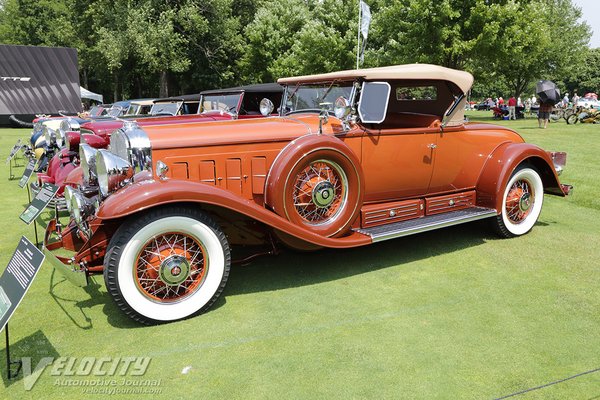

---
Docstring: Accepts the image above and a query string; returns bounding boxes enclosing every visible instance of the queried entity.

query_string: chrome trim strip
[356,207,497,242]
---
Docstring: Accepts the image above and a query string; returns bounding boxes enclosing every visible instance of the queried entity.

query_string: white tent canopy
[80,86,103,103]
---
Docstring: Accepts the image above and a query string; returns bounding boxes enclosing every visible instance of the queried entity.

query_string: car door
[361,125,438,202]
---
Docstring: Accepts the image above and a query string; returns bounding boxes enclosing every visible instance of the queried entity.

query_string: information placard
[0,236,45,333]
[5,139,22,164]
[18,159,37,188]
[19,183,59,225]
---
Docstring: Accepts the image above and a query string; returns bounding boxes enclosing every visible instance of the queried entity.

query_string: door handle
[428,143,437,149]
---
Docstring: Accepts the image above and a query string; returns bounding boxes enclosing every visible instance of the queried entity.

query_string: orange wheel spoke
[134,232,208,303]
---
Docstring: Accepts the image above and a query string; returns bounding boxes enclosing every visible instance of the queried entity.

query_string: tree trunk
[113,73,119,103]
[82,69,88,89]
[159,71,168,98]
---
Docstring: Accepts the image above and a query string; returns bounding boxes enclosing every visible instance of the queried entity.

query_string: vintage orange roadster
[44,64,571,324]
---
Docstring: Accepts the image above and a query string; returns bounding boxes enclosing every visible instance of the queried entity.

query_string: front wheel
[566,113,578,125]
[104,207,230,325]
[492,167,544,238]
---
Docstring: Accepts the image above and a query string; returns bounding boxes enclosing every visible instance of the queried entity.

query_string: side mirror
[259,98,274,116]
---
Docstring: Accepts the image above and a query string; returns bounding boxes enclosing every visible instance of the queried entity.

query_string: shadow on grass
[0,329,60,388]
[94,218,552,329]
[224,219,496,297]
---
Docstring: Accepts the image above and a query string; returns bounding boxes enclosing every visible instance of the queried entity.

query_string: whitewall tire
[104,207,230,325]
[493,167,544,238]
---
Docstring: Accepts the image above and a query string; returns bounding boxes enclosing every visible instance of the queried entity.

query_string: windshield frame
[149,101,183,116]
[199,92,243,115]
[280,80,356,116]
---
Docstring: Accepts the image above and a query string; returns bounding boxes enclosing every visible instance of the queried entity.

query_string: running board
[355,207,497,242]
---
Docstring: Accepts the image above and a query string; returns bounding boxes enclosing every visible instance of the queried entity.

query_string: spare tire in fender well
[264,134,364,238]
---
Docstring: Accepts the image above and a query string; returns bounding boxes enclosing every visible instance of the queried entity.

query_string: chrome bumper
[44,219,88,287]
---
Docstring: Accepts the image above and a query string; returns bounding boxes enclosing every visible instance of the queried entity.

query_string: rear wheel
[492,166,544,238]
[104,207,230,325]
[566,113,578,125]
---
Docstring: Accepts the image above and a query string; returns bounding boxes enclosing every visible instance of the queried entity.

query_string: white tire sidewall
[501,168,544,236]
[117,216,225,321]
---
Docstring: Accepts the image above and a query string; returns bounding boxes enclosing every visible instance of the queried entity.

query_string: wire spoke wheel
[291,159,347,226]
[505,179,534,224]
[134,232,208,303]
[492,166,544,238]
[104,208,230,324]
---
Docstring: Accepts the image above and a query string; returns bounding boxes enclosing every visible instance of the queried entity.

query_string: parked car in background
[576,96,600,109]
[125,99,156,116]
[45,64,571,325]
[32,84,283,209]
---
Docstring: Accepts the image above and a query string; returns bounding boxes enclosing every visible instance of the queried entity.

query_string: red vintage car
[44,64,571,325]
[34,84,283,209]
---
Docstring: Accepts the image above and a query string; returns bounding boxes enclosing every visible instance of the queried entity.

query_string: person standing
[573,92,580,107]
[538,100,553,129]
[508,96,517,120]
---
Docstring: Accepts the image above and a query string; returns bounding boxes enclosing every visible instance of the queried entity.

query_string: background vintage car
[45,64,570,325]
[32,83,283,209]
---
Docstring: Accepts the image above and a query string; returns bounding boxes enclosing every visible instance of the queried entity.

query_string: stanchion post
[5,324,22,380]
[26,184,41,248]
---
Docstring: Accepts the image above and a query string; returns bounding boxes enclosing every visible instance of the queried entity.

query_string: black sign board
[5,139,22,164]
[0,236,45,333]
[20,183,59,225]
[18,158,37,188]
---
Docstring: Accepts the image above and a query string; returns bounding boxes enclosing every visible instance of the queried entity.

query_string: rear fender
[96,179,371,248]
[476,142,564,212]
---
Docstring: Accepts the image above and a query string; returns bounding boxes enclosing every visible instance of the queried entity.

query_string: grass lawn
[1,112,599,399]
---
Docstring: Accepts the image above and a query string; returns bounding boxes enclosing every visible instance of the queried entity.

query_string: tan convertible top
[278,64,474,94]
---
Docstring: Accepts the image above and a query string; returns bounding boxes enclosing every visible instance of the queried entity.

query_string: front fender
[476,142,564,211]
[96,179,371,248]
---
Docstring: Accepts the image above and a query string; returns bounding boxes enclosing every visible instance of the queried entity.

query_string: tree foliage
[0,0,594,101]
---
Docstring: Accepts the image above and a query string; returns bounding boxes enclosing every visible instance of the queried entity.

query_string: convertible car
[44,64,571,325]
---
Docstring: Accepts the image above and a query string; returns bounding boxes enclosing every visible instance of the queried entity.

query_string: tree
[472,0,590,98]
[367,0,590,99]
[562,48,600,95]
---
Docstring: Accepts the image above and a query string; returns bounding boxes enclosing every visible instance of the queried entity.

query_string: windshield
[88,106,103,116]
[150,102,182,116]
[126,104,139,115]
[201,93,241,113]
[285,83,353,114]
[107,106,124,117]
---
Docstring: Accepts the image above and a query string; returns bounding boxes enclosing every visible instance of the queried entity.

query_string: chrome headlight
[79,144,98,185]
[109,125,152,173]
[70,190,95,225]
[43,126,56,146]
[96,149,134,197]
[55,129,65,148]
[60,118,80,132]
[64,185,75,213]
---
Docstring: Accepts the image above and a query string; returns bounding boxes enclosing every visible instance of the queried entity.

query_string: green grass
[1,114,599,399]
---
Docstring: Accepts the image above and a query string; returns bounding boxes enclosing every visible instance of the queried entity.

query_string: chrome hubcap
[159,255,191,286]
[312,181,335,208]
[519,193,531,212]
